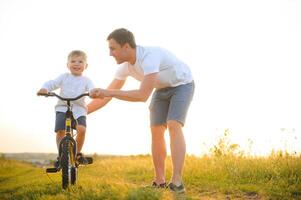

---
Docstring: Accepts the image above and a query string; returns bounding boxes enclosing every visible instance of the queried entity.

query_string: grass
[0,154,301,200]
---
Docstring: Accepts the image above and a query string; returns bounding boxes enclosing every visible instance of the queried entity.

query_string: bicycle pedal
[46,167,59,173]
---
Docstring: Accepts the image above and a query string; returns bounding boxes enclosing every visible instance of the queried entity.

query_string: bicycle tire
[71,166,77,185]
[61,141,70,189]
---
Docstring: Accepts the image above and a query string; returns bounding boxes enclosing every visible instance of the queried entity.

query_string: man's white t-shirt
[115,46,193,89]
[42,73,94,118]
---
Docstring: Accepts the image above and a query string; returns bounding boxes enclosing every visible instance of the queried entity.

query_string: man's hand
[90,88,111,99]
[37,88,48,96]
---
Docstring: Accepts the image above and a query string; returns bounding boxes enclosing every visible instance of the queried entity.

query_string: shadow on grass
[126,186,163,200]
[126,186,194,200]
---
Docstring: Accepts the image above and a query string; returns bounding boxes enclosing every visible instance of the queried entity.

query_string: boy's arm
[37,74,65,95]
[41,74,65,92]
[87,78,125,114]
[86,77,95,92]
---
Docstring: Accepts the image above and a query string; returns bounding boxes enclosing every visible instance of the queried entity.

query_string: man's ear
[124,43,131,51]
[85,64,88,69]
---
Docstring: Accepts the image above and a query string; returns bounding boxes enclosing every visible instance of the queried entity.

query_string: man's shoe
[152,181,167,189]
[168,182,185,194]
[144,181,167,189]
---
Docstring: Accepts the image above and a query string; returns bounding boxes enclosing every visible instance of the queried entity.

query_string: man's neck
[128,47,136,65]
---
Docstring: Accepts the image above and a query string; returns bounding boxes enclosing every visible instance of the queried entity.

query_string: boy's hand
[37,88,48,96]
[90,88,109,99]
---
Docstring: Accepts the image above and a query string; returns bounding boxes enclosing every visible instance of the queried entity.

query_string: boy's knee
[56,130,65,137]
[76,125,86,134]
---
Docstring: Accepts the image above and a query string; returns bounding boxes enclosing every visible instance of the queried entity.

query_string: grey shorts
[55,112,86,132]
[149,81,195,126]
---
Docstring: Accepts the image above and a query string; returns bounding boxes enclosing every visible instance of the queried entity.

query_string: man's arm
[108,73,157,102]
[87,78,125,114]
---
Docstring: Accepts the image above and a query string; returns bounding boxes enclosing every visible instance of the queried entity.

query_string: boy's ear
[85,63,88,69]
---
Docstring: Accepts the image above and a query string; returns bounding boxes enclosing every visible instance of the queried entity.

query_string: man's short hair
[107,28,136,48]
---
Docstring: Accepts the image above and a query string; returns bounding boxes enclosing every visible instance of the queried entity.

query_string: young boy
[37,50,94,166]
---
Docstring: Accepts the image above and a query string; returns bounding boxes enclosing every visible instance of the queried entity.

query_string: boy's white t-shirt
[115,46,193,89]
[42,73,94,118]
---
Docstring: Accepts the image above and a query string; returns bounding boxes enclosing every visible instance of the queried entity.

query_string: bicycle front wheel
[71,166,77,185]
[61,141,71,189]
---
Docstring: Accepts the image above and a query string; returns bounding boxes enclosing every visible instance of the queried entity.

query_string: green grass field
[0,153,301,200]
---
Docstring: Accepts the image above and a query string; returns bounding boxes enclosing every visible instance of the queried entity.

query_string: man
[88,28,194,193]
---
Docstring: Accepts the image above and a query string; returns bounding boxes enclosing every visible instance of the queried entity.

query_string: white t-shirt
[42,73,95,118]
[115,46,193,89]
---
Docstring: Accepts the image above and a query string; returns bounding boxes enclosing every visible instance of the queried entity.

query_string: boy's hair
[107,28,136,48]
[68,50,87,61]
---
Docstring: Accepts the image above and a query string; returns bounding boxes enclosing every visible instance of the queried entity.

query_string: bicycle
[38,92,93,189]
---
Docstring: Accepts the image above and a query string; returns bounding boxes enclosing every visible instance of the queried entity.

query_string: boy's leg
[55,112,67,150]
[56,130,65,150]
[75,124,92,165]
[54,130,65,168]
[73,115,87,153]
[76,125,86,153]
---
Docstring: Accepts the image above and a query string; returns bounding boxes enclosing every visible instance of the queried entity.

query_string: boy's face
[67,55,87,76]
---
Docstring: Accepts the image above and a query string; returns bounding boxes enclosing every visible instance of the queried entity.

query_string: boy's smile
[67,56,87,76]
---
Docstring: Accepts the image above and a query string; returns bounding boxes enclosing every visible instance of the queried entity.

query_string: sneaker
[168,182,185,194]
[76,153,93,165]
[152,181,167,189]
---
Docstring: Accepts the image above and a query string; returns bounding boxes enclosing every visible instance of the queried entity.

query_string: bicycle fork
[46,117,77,173]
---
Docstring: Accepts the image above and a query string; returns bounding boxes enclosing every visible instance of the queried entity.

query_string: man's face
[108,39,128,64]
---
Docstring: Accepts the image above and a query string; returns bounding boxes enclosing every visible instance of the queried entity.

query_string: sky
[0,0,301,156]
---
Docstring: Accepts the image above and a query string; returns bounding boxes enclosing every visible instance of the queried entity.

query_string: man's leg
[166,82,194,186]
[151,125,167,184]
[167,120,186,186]
[76,125,86,153]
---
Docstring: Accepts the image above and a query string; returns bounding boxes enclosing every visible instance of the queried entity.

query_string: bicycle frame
[58,99,77,168]
[38,92,89,189]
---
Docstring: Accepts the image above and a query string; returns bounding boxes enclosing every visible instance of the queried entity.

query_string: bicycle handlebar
[37,92,89,101]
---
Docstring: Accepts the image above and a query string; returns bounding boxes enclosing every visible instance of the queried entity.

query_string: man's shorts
[55,112,87,132]
[149,81,195,126]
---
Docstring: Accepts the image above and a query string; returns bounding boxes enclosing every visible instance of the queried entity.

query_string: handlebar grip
[37,92,54,97]
[37,93,48,96]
